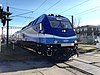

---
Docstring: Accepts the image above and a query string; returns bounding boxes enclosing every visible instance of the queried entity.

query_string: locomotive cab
[46,15,77,47]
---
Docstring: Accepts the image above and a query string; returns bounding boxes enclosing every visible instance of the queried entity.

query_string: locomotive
[11,14,78,61]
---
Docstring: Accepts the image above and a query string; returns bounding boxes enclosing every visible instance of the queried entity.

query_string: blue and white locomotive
[12,14,78,60]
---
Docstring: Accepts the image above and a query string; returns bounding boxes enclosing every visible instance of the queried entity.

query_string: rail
[55,58,100,75]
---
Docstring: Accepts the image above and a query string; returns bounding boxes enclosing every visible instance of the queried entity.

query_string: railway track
[4,44,100,75]
[56,62,87,75]
[15,45,100,75]
[55,58,100,75]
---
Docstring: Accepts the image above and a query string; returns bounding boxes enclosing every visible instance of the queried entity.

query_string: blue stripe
[24,34,77,44]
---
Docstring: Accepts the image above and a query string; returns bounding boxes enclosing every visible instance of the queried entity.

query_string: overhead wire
[13,15,34,19]
[21,19,29,26]
[33,0,48,12]
[11,0,100,21]
[73,5,100,27]
[75,5,100,16]
[11,0,89,18]
[42,0,62,13]
[11,0,48,17]
[9,6,32,11]
[59,0,90,14]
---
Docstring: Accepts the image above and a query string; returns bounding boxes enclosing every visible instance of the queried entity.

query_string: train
[11,14,78,61]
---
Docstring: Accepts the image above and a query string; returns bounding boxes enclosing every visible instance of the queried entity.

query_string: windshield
[50,20,72,29]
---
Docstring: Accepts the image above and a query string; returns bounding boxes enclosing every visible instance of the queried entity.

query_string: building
[75,25,100,44]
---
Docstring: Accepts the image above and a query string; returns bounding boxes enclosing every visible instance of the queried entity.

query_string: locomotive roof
[21,14,69,30]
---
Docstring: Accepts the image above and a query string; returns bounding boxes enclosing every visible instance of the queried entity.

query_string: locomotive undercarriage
[16,41,78,61]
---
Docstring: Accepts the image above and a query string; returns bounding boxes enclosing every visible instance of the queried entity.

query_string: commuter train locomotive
[11,14,78,60]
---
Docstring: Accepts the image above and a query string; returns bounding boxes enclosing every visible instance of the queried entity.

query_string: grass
[78,44,97,53]
[0,43,36,61]
[0,43,21,60]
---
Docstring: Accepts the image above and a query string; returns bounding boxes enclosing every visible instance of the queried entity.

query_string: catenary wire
[59,0,90,14]
[9,6,32,11]
[42,0,62,13]
[13,15,34,19]
[11,0,48,17]
[75,5,100,15]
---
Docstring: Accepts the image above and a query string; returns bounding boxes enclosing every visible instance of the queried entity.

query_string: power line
[12,15,34,19]
[11,0,48,17]
[11,11,34,17]
[9,6,32,11]
[59,0,90,14]
[21,20,28,26]
[34,0,48,12]
[42,0,62,13]
[75,5,100,15]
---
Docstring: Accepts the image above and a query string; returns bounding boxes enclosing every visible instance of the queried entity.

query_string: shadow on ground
[0,44,54,73]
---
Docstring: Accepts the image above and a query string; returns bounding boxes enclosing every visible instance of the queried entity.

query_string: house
[75,25,99,44]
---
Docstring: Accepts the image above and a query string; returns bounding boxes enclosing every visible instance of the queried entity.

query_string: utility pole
[0,6,2,19]
[0,5,2,52]
[6,6,12,46]
[72,15,74,28]
[0,6,12,47]
[6,6,9,46]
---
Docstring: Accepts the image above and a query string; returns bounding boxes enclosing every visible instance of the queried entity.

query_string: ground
[0,43,100,75]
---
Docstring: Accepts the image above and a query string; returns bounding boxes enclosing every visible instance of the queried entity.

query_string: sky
[0,0,100,28]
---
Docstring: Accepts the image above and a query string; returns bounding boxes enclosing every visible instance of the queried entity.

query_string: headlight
[95,39,97,41]
[48,48,50,49]
[74,40,77,43]
[71,43,74,46]
[51,46,53,47]
[62,30,66,32]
